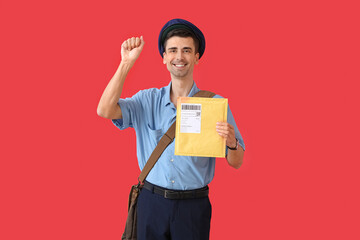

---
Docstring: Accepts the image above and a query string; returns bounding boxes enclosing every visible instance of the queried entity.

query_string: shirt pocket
[147,123,164,144]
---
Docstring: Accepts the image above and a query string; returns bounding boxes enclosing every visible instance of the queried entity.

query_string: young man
[97,19,245,240]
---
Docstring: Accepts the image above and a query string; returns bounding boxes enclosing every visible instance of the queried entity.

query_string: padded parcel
[175,97,228,158]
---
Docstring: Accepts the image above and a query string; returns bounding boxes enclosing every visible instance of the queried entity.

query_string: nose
[176,50,184,60]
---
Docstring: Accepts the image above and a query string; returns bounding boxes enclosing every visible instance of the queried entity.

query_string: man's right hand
[121,36,145,64]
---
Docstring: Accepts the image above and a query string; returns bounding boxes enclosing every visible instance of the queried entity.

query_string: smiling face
[163,36,200,80]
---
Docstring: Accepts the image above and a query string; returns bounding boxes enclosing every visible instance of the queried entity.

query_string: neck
[170,78,194,107]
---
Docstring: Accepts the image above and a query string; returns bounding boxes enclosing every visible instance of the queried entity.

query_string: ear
[163,52,167,64]
[195,52,200,65]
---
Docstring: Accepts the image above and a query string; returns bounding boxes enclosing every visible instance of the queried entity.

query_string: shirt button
[171,180,175,184]
[170,159,174,162]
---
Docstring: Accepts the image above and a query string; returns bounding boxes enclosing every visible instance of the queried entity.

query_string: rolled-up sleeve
[111,91,143,130]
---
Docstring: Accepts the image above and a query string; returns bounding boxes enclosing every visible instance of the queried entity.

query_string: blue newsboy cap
[158,18,206,59]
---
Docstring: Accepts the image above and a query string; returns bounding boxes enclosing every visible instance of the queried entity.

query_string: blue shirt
[112,81,245,190]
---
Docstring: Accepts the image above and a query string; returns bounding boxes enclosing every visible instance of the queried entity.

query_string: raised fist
[121,36,145,64]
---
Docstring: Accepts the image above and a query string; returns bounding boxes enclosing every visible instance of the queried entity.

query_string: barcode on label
[181,104,201,111]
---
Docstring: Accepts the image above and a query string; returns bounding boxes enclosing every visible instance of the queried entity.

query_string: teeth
[175,64,185,67]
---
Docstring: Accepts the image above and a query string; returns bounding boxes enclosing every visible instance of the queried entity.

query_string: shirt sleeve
[111,91,144,130]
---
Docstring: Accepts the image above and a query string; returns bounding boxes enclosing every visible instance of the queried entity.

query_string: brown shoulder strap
[138,90,216,183]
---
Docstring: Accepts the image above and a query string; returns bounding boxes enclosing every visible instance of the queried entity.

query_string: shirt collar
[164,80,200,107]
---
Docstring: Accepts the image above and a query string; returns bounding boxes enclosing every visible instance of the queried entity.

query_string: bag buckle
[137,177,144,189]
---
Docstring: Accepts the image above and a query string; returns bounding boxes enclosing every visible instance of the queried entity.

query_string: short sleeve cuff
[111,99,133,130]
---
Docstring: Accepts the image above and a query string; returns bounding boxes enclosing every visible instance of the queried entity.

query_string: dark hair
[163,28,200,54]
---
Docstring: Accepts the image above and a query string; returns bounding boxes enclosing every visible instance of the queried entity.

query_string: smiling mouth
[173,63,187,68]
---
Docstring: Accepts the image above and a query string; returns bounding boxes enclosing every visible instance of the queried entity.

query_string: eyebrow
[167,47,193,50]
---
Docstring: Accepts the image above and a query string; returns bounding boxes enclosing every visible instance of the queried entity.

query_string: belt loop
[149,181,155,193]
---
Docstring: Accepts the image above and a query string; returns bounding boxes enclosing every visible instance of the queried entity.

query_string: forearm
[226,147,244,169]
[97,61,133,117]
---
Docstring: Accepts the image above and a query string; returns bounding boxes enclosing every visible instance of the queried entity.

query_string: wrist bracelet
[227,138,238,150]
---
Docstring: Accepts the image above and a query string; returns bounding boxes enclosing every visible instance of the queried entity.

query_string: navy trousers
[137,186,212,240]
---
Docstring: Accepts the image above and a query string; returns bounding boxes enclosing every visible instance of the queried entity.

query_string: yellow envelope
[175,97,228,158]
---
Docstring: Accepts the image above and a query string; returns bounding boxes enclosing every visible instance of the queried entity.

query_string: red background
[1,0,359,239]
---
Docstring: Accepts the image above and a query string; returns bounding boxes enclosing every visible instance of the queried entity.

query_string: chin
[173,70,189,78]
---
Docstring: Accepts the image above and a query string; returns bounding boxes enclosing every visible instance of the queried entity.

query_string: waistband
[142,181,209,200]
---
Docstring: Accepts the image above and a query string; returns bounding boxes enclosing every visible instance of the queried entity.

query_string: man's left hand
[216,122,236,148]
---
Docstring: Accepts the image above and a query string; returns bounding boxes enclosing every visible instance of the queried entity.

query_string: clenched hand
[121,36,145,64]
